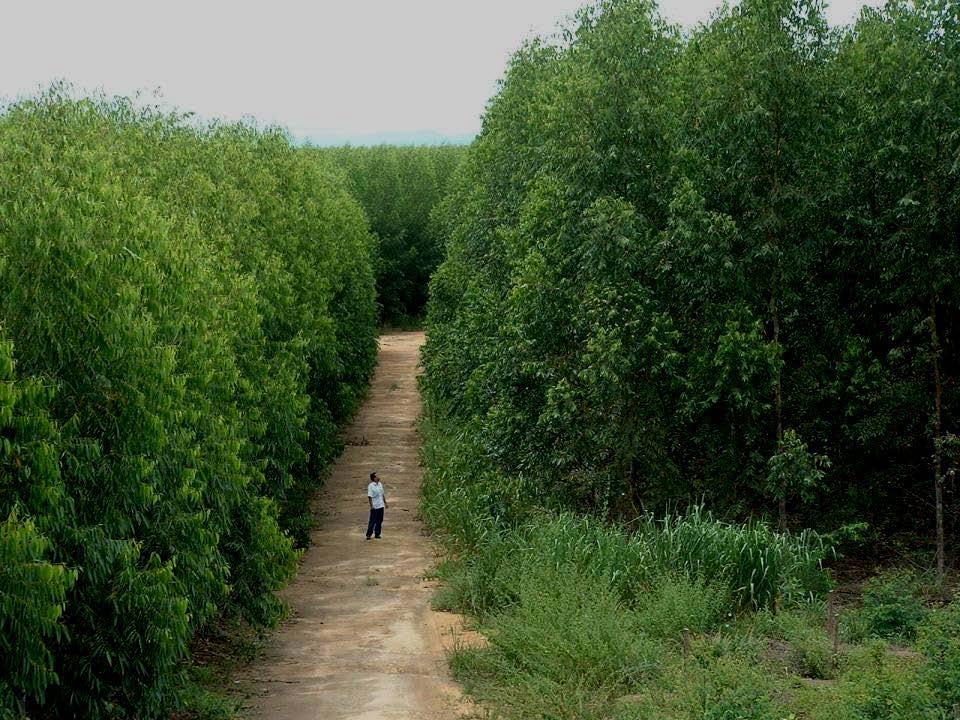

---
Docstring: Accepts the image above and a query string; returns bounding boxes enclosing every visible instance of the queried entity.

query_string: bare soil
[237,331,469,720]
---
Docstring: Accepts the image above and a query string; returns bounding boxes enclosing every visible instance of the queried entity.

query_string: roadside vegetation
[0,89,378,719]
[316,145,467,326]
[421,0,960,717]
[423,418,960,719]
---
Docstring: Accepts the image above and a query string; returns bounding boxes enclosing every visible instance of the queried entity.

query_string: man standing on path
[366,471,387,539]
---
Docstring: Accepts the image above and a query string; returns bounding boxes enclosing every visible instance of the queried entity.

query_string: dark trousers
[366,507,384,538]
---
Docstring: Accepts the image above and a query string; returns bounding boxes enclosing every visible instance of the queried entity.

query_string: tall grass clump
[422,422,833,617]
[419,411,525,549]
[635,507,832,611]
[430,503,831,617]
[431,502,831,719]
[0,89,377,719]
[450,572,659,718]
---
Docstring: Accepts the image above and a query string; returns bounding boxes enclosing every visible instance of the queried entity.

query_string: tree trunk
[772,277,785,531]
[770,118,785,531]
[930,294,945,585]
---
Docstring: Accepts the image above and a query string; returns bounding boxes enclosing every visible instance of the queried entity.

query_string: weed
[916,600,960,710]
[855,570,928,640]
[634,574,730,639]
[755,610,837,679]
[831,641,939,720]
[174,679,243,720]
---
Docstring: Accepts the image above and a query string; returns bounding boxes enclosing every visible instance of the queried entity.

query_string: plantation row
[317,145,467,325]
[419,1,960,717]
[423,0,959,561]
[0,92,378,718]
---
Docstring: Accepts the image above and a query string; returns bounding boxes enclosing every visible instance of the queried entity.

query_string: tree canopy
[422,0,959,560]
[0,90,378,719]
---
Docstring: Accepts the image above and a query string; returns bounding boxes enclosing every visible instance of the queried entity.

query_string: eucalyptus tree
[425,0,683,515]
[836,0,960,581]
[0,91,378,718]
[674,0,837,526]
[319,145,467,324]
[651,180,777,507]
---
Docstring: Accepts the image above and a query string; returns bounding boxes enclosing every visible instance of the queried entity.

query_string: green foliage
[317,145,466,324]
[424,411,832,619]
[423,0,960,542]
[633,574,729,640]
[679,656,781,720]
[917,601,960,709]
[447,559,659,719]
[766,429,832,530]
[438,509,812,720]
[0,90,377,718]
[855,571,929,640]
[431,503,829,624]
[832,642,940,720]
[0,511,75,718]
[174,683,242,720]
[423,410,959,719]
[480,573,657,691]
[419,0,960,717]
[755,609,837,679]
[766,430,831,512]
[635,508,833,611]
[0,337,75,718]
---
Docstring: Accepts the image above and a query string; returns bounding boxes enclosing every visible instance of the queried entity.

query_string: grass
[429,509,831,620]
[173,673,244,720]
[420,420,960,720]
[171,617,268,720]
[433,522,960,719]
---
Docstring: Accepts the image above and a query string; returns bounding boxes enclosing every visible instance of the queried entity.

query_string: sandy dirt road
[239,331,467,720]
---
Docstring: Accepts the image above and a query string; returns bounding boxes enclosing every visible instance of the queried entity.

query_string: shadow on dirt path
[238,331,469,720]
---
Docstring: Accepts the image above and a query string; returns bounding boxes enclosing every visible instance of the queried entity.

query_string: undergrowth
[421,416,960,720]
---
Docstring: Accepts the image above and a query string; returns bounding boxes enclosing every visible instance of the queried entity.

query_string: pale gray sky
[1,0,878,145]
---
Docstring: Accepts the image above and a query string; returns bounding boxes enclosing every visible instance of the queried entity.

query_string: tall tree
[836,0,960,580]
[676,0,836,526]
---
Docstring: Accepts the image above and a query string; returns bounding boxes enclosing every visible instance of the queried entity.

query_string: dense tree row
[0,91,377,718]
[316,145,466,324]
[423,0,959,569]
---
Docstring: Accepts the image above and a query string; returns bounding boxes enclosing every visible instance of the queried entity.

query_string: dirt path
[239,331,466,720]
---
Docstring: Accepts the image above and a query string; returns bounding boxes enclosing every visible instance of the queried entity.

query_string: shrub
[678,656,781,720]
[917,601,960,710]
[833,641,939,720]
[634,574,730,640]
[755,610,837,679]
[857,570,928,640]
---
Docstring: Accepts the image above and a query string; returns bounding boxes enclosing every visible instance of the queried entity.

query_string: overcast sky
[2,0,879,145]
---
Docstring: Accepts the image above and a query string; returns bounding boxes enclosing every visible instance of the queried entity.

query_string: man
[366,471,387,539]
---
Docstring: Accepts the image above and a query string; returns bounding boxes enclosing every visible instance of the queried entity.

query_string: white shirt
[367,481,385,510]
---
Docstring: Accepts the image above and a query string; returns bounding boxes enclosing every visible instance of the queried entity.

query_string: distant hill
[300,129,475,147]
